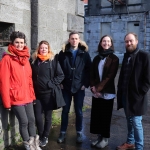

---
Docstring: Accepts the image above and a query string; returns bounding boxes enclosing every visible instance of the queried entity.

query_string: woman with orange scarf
[31,40,65,147]
[0,31,41,150]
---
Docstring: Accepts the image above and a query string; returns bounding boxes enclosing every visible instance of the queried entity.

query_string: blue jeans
[122,95,143,150]
[60,89,85,132]
[126,116,143,150]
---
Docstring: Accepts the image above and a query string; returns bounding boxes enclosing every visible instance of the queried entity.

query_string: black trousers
[90,97,114,138]
[34,93,53,138]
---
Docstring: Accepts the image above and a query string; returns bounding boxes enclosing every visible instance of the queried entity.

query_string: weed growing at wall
[52,113,61,127]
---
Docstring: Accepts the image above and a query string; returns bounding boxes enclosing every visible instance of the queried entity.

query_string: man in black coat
[57,31,91,143]
[117,32,150,150]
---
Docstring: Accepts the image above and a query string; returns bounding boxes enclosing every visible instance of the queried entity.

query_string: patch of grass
[0,138,4,144]
[6,124,12,131]
[82,105,90,112]
[119,64,122,67]
[52,113,61,126]
[11,138,16,145]
[16,134,23,145]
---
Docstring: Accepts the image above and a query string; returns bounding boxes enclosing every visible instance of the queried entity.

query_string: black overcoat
[58,42,91,93]
[117,50,150,116]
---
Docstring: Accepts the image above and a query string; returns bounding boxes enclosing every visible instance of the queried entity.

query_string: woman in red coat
[0,31,41,150]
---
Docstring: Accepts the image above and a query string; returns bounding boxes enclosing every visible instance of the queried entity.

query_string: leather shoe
[116,143,135,150]
[57,133,66,143]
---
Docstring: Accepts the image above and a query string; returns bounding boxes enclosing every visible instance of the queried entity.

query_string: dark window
[134,23,139,26]
[0,22,15,47]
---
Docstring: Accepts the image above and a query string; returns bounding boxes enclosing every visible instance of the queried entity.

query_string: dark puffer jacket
[58,41,91,93]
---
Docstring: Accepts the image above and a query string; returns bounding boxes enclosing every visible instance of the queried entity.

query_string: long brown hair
[97,35,114,52]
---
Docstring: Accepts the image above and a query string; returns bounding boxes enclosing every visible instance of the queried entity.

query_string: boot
[23,137,35,150]
[40,136,48,147]
[96,137,108,148]
[34,135,42,150]
[57,132,66,143]
[76,132,83,143]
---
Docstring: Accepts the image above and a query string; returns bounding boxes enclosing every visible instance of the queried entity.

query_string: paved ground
[6,70,150,150]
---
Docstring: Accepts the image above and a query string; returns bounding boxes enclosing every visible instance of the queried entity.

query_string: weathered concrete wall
[0,106,20,150]
[85,0,150,63]
[36,0,84,54]
[0,0,31,48]
[88,0,150,15]
[84,12,150,63]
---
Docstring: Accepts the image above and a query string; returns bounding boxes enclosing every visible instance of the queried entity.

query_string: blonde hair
[32,40,54,61]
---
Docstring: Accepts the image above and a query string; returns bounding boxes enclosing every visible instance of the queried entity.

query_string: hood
[2,49,15,58]
[62,40,88,52]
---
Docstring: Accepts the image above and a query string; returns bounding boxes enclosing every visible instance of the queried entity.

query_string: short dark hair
[124,32,138,40]
[10,31,26,43]
[69,31,80,38]
[97,35,114,52]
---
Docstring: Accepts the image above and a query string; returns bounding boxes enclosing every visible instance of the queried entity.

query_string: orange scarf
[37,53,52,61]
[8,44,30,65]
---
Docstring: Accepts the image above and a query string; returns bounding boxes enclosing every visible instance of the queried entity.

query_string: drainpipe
[31,0,38,52]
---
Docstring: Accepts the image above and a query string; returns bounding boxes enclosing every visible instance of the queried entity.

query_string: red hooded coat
[0,48,35,109]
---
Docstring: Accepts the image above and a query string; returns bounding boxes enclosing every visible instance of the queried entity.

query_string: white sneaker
[91,135,102,147]
[96,138,108,148]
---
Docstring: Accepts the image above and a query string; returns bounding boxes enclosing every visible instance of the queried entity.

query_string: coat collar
[62,40,88,53]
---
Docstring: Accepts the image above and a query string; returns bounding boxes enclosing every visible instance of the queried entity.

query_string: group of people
[0,30,149,150]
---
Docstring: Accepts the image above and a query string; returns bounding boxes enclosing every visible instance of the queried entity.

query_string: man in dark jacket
[57,31,91,143]
[117,32,150,150]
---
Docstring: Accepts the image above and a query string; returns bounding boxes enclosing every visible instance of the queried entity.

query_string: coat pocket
[10,87,24,101]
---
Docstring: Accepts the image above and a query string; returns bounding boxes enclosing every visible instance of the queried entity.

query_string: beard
[126,44,137,53]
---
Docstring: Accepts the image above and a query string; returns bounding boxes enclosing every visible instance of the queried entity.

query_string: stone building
[84,0,150,63]
[0,0,85,149]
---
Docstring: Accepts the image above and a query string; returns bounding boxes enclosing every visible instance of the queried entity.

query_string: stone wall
[84,12,150,63]
[0,0,31,48]
[0,0,85,149]
[35,0,84,54]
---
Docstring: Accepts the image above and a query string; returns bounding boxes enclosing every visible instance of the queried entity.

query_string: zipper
[22,65,29,102]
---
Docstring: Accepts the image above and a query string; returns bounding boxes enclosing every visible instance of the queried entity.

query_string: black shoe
[76,133,83,143]
[57,133,66,143]
[91,135,102,147]
[40,137,48,147]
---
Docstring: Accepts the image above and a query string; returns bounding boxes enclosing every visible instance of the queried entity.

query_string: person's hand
[95,92,102,98]
[6,108,11,111]
[90,86,97,94]
[33,100,36,105]
[81,85,85,90]
[93,92,102,98]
